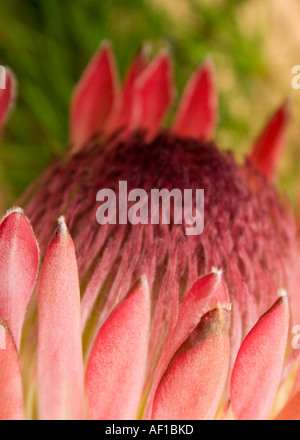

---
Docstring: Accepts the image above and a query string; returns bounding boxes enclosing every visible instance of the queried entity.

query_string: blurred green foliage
[0,0,265,203]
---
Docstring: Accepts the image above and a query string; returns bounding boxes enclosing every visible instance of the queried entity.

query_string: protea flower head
[0,43,300,420]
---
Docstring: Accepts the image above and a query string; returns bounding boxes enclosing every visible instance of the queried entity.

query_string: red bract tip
[106,45,149,135]
[85,277,151,420]
[0,208,39,349]
[37,217,84,420]
[173,60,218,140]
[0,68,16,137]
[249,101,290,180]
[0,319,24,420]
[130,50,175,141]
[70,42,118,153]
[152,307,230,420]
[230,295,289,420]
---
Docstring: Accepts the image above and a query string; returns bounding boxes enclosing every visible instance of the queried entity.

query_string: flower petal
[230,294,289,420]
[37,217,84,420]
[144,270,229,418]
[275,392,300,420]
[85,277,151,420]
[70,42,118,153]
[0,68,16,137]
[0,208,39,349]
[130,50,174,140]
[106,45,149,135]
[0,319,24,420]
[249,101,290,179]
[173,60,217,140]
[152,307,230,420]
[171,269,229,355]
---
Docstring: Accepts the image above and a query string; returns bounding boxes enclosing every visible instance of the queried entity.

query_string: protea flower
[0,43,300,421]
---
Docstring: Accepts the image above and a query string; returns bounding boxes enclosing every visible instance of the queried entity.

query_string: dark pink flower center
[23,132,298,355]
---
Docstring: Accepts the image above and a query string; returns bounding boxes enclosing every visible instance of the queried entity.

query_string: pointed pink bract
[173,61,217,140]
[152,307,230,420]
[37,218,84,420]
[230,295,289,420]
[130,50,174,140]
[0,319,24,420]
[171,269,228,355]
[70,43,117,153]
[0,209,39,349]
[249,102,290,179]
[85,278,151,420]
[106,46,148,134]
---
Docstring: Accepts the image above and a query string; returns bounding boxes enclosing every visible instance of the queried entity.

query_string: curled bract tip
[140,274,149,291]
[1,206,24,223]
[278,288,287,299]
[57,216,68,234]
[211,267,223,282]
[0,319,7,350]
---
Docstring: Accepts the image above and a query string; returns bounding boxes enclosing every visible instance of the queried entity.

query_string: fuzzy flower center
[22,132,298,360]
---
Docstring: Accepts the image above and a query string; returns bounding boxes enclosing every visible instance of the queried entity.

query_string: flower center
[23,132,298,354]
